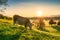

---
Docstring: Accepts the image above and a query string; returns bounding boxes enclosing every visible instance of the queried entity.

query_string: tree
[0,14,4,19]
[57,21,60,25]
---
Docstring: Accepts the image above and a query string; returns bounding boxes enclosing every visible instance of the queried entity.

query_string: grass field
[0,19,60,40]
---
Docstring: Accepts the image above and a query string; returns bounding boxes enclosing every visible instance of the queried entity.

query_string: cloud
[0,0,8,5]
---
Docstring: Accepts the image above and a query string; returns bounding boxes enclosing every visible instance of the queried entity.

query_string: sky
[0,0,60,17]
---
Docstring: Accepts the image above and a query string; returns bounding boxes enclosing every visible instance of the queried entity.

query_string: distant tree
[3,16,7,19]
[0,14,4,19]
[8,17,12,20]
[5,16,12,20]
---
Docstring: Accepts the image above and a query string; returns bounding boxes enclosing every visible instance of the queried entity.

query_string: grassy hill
[0,20,60,40]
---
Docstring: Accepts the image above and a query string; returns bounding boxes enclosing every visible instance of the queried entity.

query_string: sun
[36,10,42,17]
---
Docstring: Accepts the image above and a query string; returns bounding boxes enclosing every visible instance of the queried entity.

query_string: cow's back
[13,15,30,25]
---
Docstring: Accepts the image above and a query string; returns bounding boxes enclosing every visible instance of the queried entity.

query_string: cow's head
[28,22,32,30]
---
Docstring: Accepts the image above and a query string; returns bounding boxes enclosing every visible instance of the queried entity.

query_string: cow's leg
[25,24,27,30]
[29,25,32,30]
[13,20,16,25]
[13,17,17,25]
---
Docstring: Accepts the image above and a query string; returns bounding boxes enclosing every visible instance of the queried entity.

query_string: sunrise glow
[36,10,43,17]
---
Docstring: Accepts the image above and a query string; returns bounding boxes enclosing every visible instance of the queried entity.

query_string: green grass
[52,25,60,31]
[0,20,60,40]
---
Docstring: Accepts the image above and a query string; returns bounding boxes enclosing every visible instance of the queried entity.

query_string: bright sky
[0,0,60,17]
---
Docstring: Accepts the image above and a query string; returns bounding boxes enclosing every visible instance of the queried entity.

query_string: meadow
[0,19,60,40]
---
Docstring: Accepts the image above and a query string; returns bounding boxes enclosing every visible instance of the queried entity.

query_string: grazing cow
[49,19,56,25]
[57,21,60,25]
[38,18,45,30]
[32,18,45,30]
[13,15,32,30]
[32,19,39,28]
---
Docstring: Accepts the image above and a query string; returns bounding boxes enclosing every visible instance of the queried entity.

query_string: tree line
[0,14,12,20]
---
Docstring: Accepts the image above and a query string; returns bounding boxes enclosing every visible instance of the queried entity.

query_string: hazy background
[0,0,60,17]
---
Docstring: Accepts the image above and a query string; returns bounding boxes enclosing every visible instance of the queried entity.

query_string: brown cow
[57,21,60,25]
[49,19,56,25]
[13,15,32,30]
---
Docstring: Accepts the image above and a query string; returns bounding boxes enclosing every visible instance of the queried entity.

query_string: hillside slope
[0,22,60,40]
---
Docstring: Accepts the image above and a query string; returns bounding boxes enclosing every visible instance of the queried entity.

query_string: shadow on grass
[0,33,21,40]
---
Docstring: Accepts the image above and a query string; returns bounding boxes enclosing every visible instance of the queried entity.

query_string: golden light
[36,10,42,17]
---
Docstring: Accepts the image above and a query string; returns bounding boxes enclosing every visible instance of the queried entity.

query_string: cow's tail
[13,15,16,25]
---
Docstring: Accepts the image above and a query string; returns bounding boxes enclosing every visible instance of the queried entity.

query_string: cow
[13,15,32,30]
[32,18,45,30]
[49,19,56,25]
[57,21,60,25]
